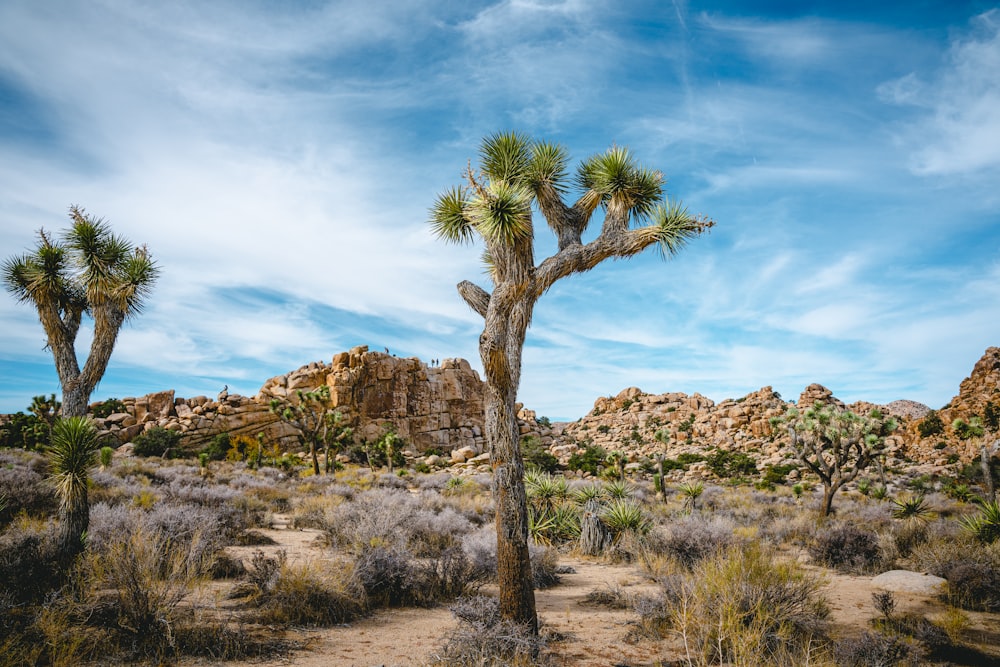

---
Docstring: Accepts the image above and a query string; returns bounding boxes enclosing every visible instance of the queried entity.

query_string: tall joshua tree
[2,207,159,417]
[430,132,713,632]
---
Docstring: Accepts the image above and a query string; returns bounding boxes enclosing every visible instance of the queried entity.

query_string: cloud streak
[1,2,998,419]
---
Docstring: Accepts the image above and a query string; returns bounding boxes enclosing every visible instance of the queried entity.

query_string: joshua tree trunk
[58,492,90,560]
[480,290,538,631]
[820,483,838,518]
[982,442,997,502]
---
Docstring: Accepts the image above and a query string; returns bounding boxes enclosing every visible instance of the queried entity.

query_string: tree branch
[457,280,490,319]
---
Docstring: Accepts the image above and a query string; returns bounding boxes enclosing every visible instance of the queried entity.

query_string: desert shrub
[91,398,126,419]
[75,521,213,659]
[0,412,49,450]
[323,488,474,557]
[706,448,757,479]
[635,543,829,666]
[253,558,364,626]
[172,619,296,660]
[522,436,559,474]
[873,612,949,651]
[809,524,883,573]
[200,433,231,461]
[943,561,1000,612]
[132,427,183,458]
[376,471,409,489]
[0,463,56,523]
[354,544,417,607]
[566,444,606,476]
[429,595,547,667]
[917,410,944,438]
[0,520,60,604]
[644,516,735,569]
[833,631,921,667]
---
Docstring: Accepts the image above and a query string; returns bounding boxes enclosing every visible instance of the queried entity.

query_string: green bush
[0,412,49,450]
[918,410,944,438]
[201,433,231,461]
[706,448,757,478]
[91,398,126,419]
[521,436,559,474]
[132,427,183,458]
[567,444,606,475]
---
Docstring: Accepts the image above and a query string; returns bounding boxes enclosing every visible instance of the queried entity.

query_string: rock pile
[58,345,999,475]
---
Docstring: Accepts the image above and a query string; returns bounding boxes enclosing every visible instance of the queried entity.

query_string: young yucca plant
[676,481,704,512]
[525,472,568,515]
[48,416,102,560]
[602,479,635,500]
[528,508,558,546]
[959,499,1000,544]
[602,498,651,538]
[890,493,934,522]
[571,483,604,506]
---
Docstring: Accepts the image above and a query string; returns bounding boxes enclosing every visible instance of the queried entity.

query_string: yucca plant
[601,498,651,539]
[603,479,635,500]
[571,483,604,505]
[548,503,582,542]
[959,499,1000,544]
[525,472,568,515]
[890,493,934,522]
[677,481,704,512]
[48,416,101,560]
[528,508,558,546]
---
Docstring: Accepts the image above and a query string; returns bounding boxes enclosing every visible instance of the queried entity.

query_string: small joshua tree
[49,416,102,561]
[269,385,334,475]
[773,403,897,517]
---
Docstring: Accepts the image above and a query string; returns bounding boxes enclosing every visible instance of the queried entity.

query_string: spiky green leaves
[637,200,715,260]
[468,181,533,245]
[526,141,569,193]
[48,416,101,513]
[480,131,533,183]
[576,146,664,220]
[2,207,159,320]
[430,186,474,244]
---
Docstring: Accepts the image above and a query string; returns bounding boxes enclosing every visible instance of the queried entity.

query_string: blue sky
[1,1,998,420]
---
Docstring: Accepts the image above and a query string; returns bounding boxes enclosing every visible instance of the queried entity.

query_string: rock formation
[5,345,990,478]
[85,345,487,455]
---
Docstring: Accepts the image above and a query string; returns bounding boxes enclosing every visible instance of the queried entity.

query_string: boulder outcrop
[87,345,486,454]
[46,345,996,476]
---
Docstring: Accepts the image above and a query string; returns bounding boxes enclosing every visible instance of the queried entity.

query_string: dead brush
[428,595,549,667]
[249,557,365,626]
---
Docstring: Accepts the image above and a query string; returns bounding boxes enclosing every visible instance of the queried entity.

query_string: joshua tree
[48,416,102,561]
[269,385,335,476]
[430,131,712,631]
[773,403,897,517]
[3,207,159,417]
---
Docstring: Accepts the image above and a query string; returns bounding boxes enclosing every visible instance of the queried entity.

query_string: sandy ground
[182,517,1000,667]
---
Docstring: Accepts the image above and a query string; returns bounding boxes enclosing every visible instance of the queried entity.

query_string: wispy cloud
[879,9,1000,175]
[1,1,998,420]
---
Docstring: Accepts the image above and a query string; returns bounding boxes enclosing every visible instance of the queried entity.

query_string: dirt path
[186,517,1000,667]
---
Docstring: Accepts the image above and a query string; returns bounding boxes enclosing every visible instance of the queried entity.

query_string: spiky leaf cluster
[3,207,159,323]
